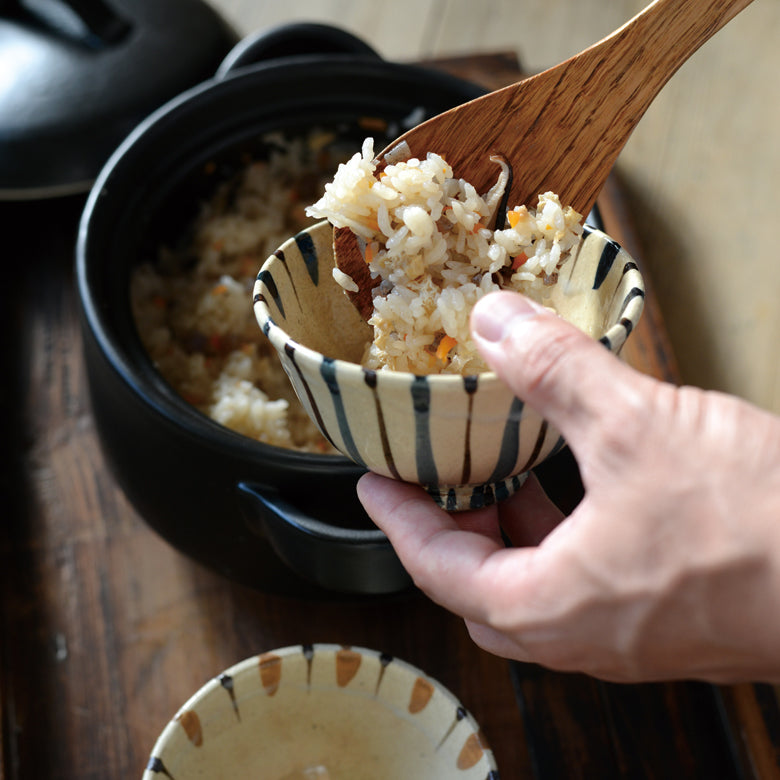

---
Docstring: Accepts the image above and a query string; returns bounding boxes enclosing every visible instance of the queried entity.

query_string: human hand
[357,291,780,682]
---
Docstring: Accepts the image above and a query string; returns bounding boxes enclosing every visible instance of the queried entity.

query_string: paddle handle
[588,0,755,115]
[493,0,757,215]
[372,0,756,224]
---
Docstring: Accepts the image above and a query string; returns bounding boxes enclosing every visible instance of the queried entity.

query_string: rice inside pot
[306,138,583,375]
[130,132,346,453]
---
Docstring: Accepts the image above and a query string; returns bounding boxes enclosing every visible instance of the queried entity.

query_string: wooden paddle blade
[375,0,755,219]
[333,226,379,322]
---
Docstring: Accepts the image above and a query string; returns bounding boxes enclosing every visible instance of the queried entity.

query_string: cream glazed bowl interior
[253,220,644,511]
[142,644,498,779]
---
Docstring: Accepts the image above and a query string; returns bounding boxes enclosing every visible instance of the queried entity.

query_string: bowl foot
[427,472,529,512]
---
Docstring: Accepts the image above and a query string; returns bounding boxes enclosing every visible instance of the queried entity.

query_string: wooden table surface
[2,32,780,780]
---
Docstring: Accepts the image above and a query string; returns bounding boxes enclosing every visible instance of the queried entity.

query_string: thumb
[470,290,648,452]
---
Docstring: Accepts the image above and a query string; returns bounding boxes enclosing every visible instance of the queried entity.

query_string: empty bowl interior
[143,644,497,779]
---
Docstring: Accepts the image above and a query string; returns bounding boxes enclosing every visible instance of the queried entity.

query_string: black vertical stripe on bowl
[294,229,320,286]
[256,269,285,319]
[283,343,338,450]
[620,286,646,315]
[592,238,621,290]
[411,376,438,486]
[363,369,402,481]
[320,357,367,467]
[460,375,480,485]
[488,396,524,482]
[519,419,550,474]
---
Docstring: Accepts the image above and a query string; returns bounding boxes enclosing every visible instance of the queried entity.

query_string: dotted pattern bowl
[253,221,644,511]
[143,644,498,779]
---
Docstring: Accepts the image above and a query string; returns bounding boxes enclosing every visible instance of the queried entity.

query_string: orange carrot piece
[436,335,457,362]
[511,252,529,270]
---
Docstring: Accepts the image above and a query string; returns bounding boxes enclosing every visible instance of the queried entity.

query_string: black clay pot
[76,23,485,597]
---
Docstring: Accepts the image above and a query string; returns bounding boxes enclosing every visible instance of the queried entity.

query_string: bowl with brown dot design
[143,643,498,778]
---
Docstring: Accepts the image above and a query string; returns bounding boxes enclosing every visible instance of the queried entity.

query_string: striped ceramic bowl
[253,221,644,511]
[143,644,498,779]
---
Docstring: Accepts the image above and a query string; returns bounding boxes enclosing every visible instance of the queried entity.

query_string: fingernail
[471,293,540,343]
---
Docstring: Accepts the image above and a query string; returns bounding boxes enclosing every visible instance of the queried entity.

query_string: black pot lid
[0,0,238,200]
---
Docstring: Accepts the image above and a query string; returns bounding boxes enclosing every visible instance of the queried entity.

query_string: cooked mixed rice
[307,138,583,375]
[131,132,343,453]
[132,126,583,449]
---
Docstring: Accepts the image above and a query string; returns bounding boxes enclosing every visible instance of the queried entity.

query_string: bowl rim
[253,220,645,387]
[144,643,498,775]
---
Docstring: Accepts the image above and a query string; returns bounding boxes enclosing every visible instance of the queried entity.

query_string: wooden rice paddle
[335,0,754,320]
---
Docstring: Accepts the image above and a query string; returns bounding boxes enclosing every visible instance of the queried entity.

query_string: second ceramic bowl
[142,644,498,779]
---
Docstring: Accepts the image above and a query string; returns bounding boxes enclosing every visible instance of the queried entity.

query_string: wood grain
[334,0,755,315]
[374,0,755,219]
